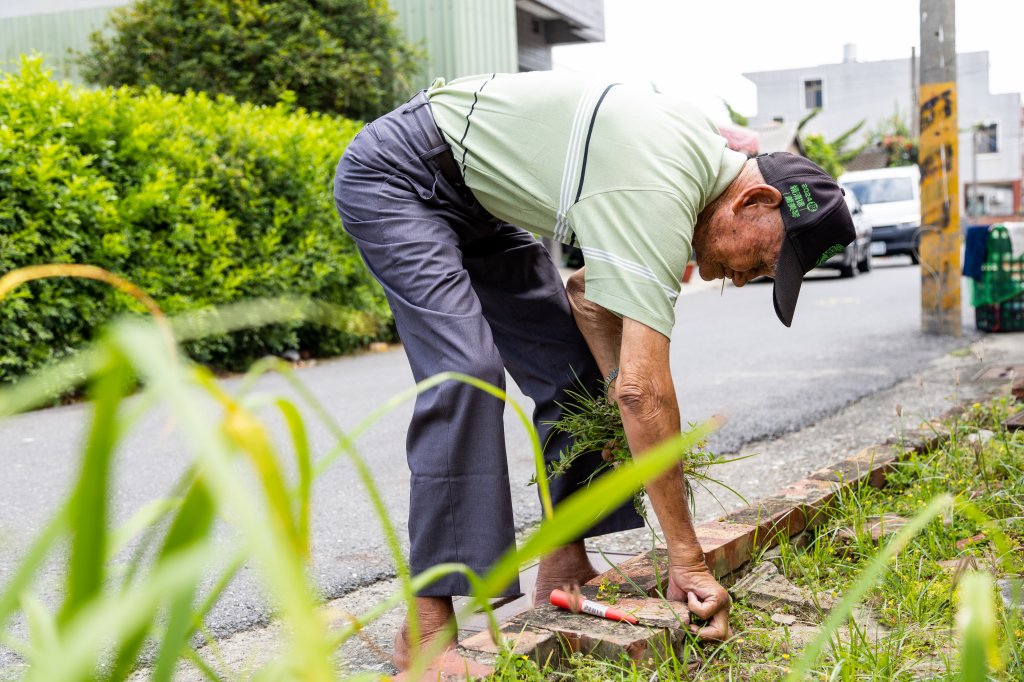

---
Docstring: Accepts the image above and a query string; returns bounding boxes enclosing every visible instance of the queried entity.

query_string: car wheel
[857,251,872,273]
[910,250,920,265]
[839,260,858,278]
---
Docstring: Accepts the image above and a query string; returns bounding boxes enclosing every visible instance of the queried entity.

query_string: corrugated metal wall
[0,5,120,83]
[1,0,521,87]
[389,0,517,86]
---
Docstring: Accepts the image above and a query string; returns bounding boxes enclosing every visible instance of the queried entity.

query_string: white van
[838,166,921,263]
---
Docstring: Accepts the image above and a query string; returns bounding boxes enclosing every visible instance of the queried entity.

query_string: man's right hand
[666,564,732,641]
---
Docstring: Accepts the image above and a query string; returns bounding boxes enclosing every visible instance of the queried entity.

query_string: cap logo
[784,183,818,218]
[815,243,845,267]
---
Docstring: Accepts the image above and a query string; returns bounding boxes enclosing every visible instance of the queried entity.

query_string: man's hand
[666,565,732,641]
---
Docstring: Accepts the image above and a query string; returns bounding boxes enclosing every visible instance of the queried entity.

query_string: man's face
[694,208,785,287]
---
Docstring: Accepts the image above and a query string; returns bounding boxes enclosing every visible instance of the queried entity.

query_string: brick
[520,604,684,667]
[730,562,834,621]
[459,621,559,668]
[850,445,899,487]
[719,497,807,548]
[585,548,668,597]
[768,478,839,529]
[695,521,758,578]
[809,445,898,488]
[1013,376,1024,401]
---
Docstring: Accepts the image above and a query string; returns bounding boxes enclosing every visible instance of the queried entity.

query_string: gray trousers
[333,93,643,597]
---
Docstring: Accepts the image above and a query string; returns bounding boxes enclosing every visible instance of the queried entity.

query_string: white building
[744,46,1023,218]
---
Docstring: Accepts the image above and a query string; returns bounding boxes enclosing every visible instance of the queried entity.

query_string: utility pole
[918,0,961,335]
[910,46,918,138]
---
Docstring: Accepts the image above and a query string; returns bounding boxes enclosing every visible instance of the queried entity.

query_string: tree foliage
[722,100,749,127]
[79,0,421,122]
[797,109,867,179]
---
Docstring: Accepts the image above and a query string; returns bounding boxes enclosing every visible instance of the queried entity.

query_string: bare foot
[393,596,456,671]
[392,650,494,681]
[533,541,599,606]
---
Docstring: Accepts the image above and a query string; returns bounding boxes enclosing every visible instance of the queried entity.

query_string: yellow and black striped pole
[918,0,961,335]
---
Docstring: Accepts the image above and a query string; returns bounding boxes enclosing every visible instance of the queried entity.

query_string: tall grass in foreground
[0,266,713,681]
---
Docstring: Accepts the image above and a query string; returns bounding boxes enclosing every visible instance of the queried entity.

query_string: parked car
[816,190,873,277]
[839,165,922,263]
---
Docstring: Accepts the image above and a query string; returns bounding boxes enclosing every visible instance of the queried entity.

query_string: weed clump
[543,381,726,519]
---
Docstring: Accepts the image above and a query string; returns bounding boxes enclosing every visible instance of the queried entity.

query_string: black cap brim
[772,236,803,328]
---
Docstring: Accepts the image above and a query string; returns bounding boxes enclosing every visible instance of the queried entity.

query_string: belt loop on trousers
[407,91,466,191]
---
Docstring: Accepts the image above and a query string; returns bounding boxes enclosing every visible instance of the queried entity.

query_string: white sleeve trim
[581,247,679,301]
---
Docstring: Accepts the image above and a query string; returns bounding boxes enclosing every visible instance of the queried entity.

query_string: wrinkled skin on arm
[565,268,732,641]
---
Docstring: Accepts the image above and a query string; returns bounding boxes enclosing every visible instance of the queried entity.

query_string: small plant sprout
[969,339,986,364]
[895,402,905,452]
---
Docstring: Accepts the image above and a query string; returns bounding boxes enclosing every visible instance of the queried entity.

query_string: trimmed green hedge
[0,59,393,384]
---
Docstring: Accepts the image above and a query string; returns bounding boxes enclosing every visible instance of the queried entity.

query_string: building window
[974,123,997,154]
[804,79,823,110]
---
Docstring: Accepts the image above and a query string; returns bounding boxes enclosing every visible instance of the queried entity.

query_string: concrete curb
[453,377,1023,675]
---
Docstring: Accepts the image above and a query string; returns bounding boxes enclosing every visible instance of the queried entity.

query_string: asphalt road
[0,256,982,665]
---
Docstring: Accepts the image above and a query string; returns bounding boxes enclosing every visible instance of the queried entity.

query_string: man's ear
[730,183,783,213]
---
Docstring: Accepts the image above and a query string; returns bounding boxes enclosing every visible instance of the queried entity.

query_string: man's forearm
[613,322,706,570]
[566,272,728,634]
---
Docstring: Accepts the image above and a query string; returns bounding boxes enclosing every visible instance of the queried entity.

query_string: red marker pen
[549,588,639,625]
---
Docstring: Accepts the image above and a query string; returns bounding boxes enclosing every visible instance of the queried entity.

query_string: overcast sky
[553,0,1023,122]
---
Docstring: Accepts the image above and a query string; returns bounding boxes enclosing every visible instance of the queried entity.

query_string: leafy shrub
[0,59,393,384]
[79,0,421,122]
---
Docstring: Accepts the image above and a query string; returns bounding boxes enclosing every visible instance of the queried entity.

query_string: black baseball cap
[756,152,856,327]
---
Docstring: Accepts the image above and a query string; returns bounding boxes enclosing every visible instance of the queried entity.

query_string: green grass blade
[274,398,313,556]
[182,647,227,682]
[957,571,999,682]
[105,627,151,682]
[58,353,130,626]
[150,478,217,681]
[160,477,215,555]
[190,552,246,633]
[785,494,953,681]
[0,508,67,633]
[195,368,304,555]
[121,472,194,586]
[152,589,202,682]
[20,593,59,664]
[107,498,181,562]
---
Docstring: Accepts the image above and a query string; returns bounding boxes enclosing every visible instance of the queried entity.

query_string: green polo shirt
[427,71,746,338]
